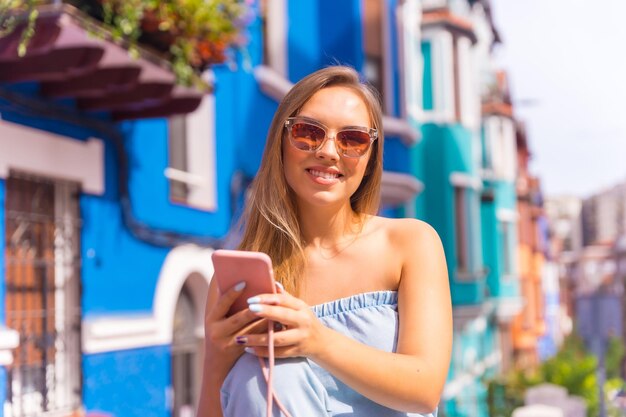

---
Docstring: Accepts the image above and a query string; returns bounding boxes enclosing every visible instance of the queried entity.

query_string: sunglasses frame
[284,116,378,158]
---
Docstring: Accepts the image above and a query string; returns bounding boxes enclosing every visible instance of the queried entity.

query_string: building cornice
[450,171,483,190]
[0,120,104,195]
[422,9,477,44]
[494,296,524,323]
[482,101,513,119]
[381,171,424,206]
[452,302,494,331]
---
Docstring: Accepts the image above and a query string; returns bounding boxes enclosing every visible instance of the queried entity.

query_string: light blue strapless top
[309,291,437,417]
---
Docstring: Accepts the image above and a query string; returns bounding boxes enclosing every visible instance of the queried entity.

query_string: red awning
[0,4,204,120]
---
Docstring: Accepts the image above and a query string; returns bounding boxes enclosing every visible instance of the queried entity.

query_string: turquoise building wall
[416,8,519,415]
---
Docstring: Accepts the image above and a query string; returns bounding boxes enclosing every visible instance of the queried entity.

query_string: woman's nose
[315,135,340,160]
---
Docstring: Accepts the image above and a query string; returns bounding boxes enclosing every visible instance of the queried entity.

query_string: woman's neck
[298,203,364,251]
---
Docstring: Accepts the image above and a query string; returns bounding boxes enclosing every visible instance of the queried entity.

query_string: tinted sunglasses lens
[290,122,325,151]
[337,130,371,157]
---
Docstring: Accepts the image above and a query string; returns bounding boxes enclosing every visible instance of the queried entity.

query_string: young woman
[198,66,452,417]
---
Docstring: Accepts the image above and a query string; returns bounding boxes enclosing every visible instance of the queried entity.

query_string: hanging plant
[98,0,255,88]
[0,0,39,57]
[0,0,255,89]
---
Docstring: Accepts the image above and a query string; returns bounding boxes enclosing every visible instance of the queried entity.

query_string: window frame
[260,0,287,76]
[451,173,484,281]
[165,82,217,212]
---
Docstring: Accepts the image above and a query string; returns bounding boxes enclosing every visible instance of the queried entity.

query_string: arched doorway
[171,283,203,417]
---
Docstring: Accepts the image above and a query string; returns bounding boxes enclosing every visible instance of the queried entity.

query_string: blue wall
[121,118,231,237]
[78,63,278,316]
[0,179,5,415]
[0,179,4,324]
[83,346,170,417]
[288,0,364,82]
[383,135,411,174]
[80,194,170,314]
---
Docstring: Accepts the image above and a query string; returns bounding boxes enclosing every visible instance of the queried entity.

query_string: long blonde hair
[237,66,384,295]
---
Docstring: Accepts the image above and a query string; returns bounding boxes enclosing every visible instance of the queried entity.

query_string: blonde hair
[237,66,384,295]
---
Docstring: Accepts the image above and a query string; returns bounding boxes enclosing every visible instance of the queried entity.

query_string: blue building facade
[0,4,249,416]
[0,1,525,416]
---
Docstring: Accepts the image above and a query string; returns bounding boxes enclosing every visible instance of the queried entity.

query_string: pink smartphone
[211,249,276,316]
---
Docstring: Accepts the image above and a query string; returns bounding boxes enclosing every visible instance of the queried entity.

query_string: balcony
[0,1,247,120]
[422,0,472,16]
[421,0,477,43]
[481,70,513,119]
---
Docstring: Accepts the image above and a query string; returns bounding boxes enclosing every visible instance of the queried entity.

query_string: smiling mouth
[307,169,343,180]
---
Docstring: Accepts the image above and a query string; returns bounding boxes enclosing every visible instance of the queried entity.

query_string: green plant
[0,0,39,56]
[0,0,254,89]
[100,0,253,87]
[486,333,626,417]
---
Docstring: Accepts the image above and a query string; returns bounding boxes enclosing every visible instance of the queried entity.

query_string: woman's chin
[297,192,348,209]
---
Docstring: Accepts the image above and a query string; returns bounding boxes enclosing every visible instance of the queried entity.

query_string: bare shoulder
[368,216,447,287]
[370,216,442,253]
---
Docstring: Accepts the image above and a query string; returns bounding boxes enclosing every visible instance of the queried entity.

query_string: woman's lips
[306,168,343,185]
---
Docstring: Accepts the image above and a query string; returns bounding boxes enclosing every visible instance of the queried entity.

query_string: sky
[489,0,626,198]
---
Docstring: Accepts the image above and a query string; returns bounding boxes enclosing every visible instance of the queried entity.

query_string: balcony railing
[422,0,472,18]
[0,2,210,119]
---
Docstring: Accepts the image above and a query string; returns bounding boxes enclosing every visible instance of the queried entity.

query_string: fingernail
[275,282,284,292]
[247,296,261,304]
[244,347,255,355]
[248,303,263,313]
[234,282,246,291]
[235,336,247,345]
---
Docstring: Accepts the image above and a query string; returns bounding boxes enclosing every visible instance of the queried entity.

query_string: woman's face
[282,86,373,211]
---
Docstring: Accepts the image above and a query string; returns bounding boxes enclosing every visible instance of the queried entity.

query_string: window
[500,220,516,277]
[362,0,386,107]
[171,286,201,417]
[454,184,482,277]
[483,115,516,180]
[166,89,217,211]
[4,172,82,417]
[452,36,461,121]
[168,116,189,201]
[399,0,422,119]
[420,30,455,123]
[456,35,477,128]
[455,186,469,271]
[421,40,434,111]
[260,0,287,76]
[481,123,492,171]
[421,27,477,127]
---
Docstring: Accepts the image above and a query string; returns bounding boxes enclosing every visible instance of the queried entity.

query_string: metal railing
[4,172,82,417]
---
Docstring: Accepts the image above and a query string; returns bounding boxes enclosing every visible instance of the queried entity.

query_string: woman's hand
[198,280,272,417]
[234,290,328,359]
[203,282,266,373]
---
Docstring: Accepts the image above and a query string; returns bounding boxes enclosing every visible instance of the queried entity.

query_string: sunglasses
[284,117,378,158]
